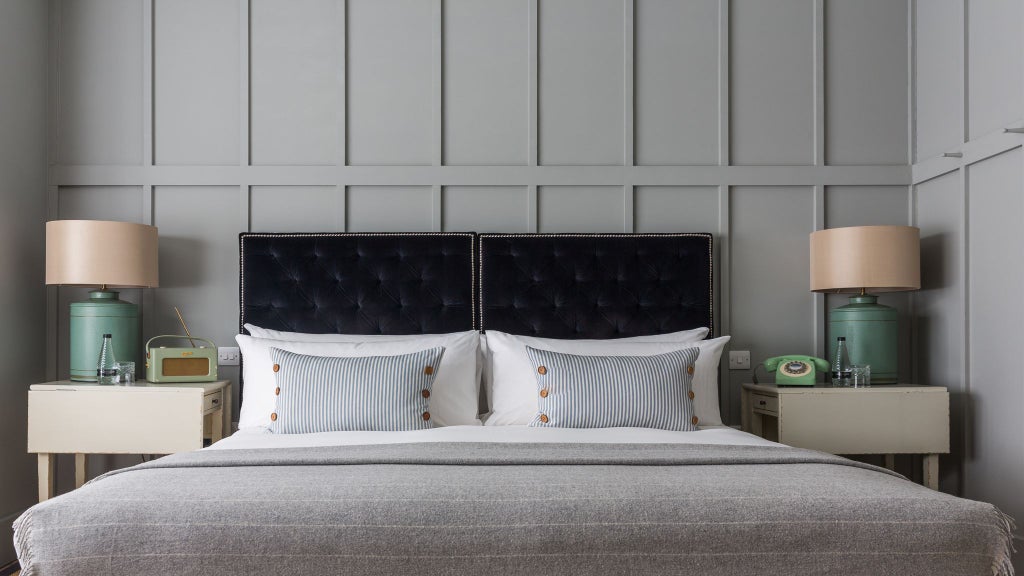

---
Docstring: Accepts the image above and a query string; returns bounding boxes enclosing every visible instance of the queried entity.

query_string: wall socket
[728,350,751,370]
[218,347,240,366]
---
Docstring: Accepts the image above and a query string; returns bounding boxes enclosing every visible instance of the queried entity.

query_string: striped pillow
[525,346,701,431]
[269,346,445,433]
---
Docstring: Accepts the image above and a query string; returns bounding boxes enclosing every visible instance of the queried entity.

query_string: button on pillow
[525,346,701,431]
[269,346,445,433]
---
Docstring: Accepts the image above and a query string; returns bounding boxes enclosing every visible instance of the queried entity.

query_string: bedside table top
[31,380,229,393]
[743,382,947,394]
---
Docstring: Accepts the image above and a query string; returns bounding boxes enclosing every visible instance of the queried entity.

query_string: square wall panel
[443,0,528,165]
[539,0,623,165]
[154,0,240,165]
[58,0,142,165]
[968,0,1024,139]
[825,0,907,165]
[347,186,432,232]
[634,0,719,165]
[914,0,963,162]
[347,0,432,166]
[634,186,719,233]
[250,0,340,166]
[443,186,528,232]
[730,0,814,165]
[251,186,340,232]
[537,186,624,232]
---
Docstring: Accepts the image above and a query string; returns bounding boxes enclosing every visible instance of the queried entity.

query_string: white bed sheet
[207,425,780,450]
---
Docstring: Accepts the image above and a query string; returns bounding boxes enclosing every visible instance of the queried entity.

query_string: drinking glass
[850,364,871,387]
[115,361,136,385]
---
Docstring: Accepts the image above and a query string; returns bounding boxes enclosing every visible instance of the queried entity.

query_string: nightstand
[741,383,949,490]
[28,379,231,502]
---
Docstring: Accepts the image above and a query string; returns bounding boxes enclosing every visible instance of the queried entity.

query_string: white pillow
[482,328,724,426]
[244,323,467,343]
[236,331,481,429]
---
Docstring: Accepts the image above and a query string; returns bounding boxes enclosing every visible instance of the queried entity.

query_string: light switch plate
[218,347,240,366]
[728,350,750,370]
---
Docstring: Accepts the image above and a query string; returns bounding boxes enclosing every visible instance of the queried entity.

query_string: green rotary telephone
[763,355,830,386]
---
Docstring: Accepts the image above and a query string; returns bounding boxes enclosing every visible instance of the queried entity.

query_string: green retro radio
[145,335,219,383]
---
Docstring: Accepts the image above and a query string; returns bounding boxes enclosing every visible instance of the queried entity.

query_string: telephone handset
[762,355,829,386]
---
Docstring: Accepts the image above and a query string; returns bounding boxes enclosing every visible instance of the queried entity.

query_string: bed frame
[239,232,713,398]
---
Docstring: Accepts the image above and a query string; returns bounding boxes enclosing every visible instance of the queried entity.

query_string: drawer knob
[758,400,766,406]
[212,398,220,404]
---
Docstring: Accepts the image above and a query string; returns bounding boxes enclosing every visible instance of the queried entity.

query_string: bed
[14,232,1014,575]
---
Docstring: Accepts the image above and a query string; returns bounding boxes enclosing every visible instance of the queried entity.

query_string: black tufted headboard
[478,233,713,339]
[239,233,476,336]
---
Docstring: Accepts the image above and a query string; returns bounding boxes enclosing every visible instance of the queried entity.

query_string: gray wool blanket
[13,442,1015,575]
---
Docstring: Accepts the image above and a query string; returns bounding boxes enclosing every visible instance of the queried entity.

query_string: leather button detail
[273,364,280,373]
[688,390,695,400]
[537,366,547,375]
[539,389,549,398]
[421,389,430,399]
[275,387,281,396]
[424,366,434,375]
[691,416,699,425]
[270,412,278,422]
[538,413,549,424]
[422,411,431,421]
[687,365,695,375]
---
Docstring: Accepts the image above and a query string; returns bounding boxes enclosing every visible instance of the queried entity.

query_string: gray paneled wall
[48,0,911,446]
[911,0,1024,567]
[0,1,48,564]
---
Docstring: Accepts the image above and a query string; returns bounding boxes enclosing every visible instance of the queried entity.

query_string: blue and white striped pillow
[524,346,701,431]
[269,346,445,433]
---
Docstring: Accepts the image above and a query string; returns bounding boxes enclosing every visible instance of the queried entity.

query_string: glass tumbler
[849,364,871,387]
[115,361,136,385]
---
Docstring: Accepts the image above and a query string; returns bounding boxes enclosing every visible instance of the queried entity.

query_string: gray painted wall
[0,0,49,564]
[912,0,1024,567]
[46,0,911,486]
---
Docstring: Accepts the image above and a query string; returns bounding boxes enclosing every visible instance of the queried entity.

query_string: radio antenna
[174,307,197,347]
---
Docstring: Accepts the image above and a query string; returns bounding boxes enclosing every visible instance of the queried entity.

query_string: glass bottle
[832,336,852,386]
[97,334,118,385]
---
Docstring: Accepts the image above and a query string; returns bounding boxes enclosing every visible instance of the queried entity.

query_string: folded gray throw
[14,442,1016,575]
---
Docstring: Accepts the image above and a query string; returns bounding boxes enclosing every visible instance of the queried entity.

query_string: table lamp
[46,220,159,381]
[810,225,920,383]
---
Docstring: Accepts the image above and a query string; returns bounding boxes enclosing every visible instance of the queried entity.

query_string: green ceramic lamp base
[829,293,898,384]
[69,290,139,382]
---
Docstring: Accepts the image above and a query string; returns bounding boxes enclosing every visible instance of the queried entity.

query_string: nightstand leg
[923,454,939,490]
[884,454,895,471]
[74,453,87,488]
[37,454,54,502]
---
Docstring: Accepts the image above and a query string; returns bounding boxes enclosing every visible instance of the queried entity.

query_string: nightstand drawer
[751,393,778,414]
[203,390,223,414]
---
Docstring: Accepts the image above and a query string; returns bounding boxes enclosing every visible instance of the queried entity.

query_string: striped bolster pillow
[269,346,445,433]
[525,346,701,431]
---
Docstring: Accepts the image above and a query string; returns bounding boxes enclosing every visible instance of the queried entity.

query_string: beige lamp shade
[810,225,919,293]
[46,220,159,288]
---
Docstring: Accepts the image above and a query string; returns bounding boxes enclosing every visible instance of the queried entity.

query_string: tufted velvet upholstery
[240,233,476,336]
[479,233,713,339]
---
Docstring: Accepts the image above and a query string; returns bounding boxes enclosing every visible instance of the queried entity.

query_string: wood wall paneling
[347,0,432,166]
[153,0,240,165]
[967,0,1024,140]
[730,0,815,165]
[964,147,1024,530]
[58,0,142,165]
[250,0,340,166]
[47,0,914,436]
[913,0,963,162]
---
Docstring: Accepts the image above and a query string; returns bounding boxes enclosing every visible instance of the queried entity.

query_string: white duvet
[208,424,780,450]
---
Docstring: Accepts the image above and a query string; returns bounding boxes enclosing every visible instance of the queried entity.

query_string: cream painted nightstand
[28,379,230,502]
[741,383,949,490]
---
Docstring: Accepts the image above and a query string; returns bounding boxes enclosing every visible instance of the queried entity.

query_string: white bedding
[208,424,780,450]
